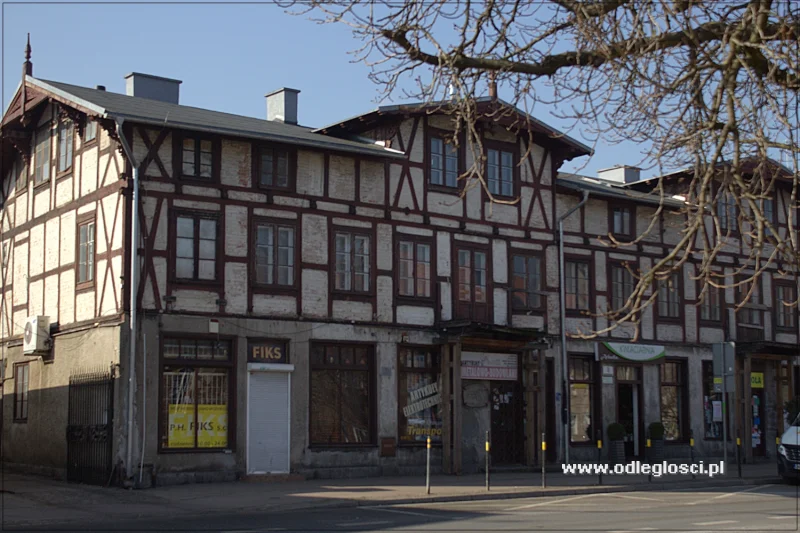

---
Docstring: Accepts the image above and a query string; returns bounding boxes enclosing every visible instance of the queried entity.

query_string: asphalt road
[8,483,799,532]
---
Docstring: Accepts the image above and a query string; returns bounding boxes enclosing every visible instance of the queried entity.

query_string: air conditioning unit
[23,316,50,355]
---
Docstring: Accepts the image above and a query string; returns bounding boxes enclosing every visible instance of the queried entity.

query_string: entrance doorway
[751,371,766,457]
[247,371,291,474]
[490,381,523,464]
[616,365,642,459]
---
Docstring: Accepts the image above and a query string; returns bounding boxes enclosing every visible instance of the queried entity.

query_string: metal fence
[66,368,114,485]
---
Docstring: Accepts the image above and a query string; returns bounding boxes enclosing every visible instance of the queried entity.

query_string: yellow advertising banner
[168,404,228,448]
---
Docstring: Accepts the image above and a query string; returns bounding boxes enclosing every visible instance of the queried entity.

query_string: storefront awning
[734,341,800,357]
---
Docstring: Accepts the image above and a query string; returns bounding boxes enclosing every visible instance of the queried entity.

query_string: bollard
[597,430,603,486]
[736,436,742,479]
[541,433,547,488]
[646,437,652,483]
[426,436,431,495]
[485,431,490,491]
[690,430,696,480]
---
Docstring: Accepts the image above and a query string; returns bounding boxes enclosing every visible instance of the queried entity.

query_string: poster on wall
[168,404,229,448]
[461,352,518,381]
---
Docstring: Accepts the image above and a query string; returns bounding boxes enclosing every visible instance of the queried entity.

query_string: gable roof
[5,77,405,160]
[314,97,592,160]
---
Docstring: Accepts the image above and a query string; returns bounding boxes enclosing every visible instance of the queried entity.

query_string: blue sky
[2,2,649,177]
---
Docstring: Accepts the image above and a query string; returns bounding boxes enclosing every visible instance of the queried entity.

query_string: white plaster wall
[376,276,393,322]
[225,263,248,314]
[302,215,328,265]
[493,289,508,326]
[225,206,248,257]
[396,306,435,326]
[360,160,384,205]
[332,300,373,322]
[428,192,463,218]
[377,224,393,271]
[297,151,324,197]
[492,239,508,283]
[220,139,250,188]
[328,155,356,202]
[301,269,328,317]
[252,294,297,316]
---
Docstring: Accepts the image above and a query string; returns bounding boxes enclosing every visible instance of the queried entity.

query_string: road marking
[505,493,598,511]
[693,520,738,526]
[612,494,663,502]
[768,516,798,520]
[335,521,390,528]
[687,484,772,505]
[367,507,434,517]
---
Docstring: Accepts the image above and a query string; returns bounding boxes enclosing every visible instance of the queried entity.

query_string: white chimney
[266,88,300,125]
[597,165,641,184]
[124,73,182,104]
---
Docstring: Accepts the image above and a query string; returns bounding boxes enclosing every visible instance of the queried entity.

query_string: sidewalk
[0,462,784,529]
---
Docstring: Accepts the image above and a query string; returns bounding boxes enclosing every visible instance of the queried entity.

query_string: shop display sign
[248,340,288,364]
[167,404,228,448]
[461,352,518,381]
[597,342,666,363]
[751,372,764,389]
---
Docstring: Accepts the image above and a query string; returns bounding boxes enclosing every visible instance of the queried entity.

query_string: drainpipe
[557,189,589,465]
[114,118,140,481]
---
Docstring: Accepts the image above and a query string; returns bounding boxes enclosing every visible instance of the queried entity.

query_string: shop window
[657,272,681,319]
[397,347,441,445]
[511,254,542,310]
[160,338,232,450]
[310,343,374,445]
[610,263,634,311]
[702,362,724,440]
[660,360,687,441]
[568,356,594,443]
[398,239,431,298]
[775,282,797,330]
[565,261,590,311]
[14,362,30,422]
[700,283,722,322]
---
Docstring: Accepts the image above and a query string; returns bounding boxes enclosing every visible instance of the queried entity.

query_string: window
[610,263,634,310]
[398,240,431,298]
[702,361,724,440]
[565,261,590,311]
[737,277,762,326]
[255,144,292,189]
[569,357,594,443]
[77,219,95,286]
[161,338,233,450]
[174,214,218,281]
[334,232,371,292]
[486,148,514,197]
[14,157,27,192]
[657,272,681,319]
[180,136,214,179]
[13,363,30,422]
[310,343,374,445]
[33,124,51,185]
[660,360,687,441]
[429,135,458,188]
[457,249,488,304]
[612,206,633,237]
[511,255,542,310]
[762,198,774,236]
[398,347,441,445]
[699,283,722,322]
[57,118,74,174]
[254,222,295,286]
[717,190,737,231]
[84,118,97,142]
[775,282,797,329]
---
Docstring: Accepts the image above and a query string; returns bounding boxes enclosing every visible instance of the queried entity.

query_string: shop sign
[248,340,288,364]
[597,342,666,363]
[461,352,518,381]
[751,372,764,389]
[402,382,441,417]
[167,404,228,448]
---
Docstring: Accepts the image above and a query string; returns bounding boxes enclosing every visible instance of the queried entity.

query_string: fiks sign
[248,340,288,364]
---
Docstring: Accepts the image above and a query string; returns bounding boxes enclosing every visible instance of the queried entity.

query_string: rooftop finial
[23,33,32,76]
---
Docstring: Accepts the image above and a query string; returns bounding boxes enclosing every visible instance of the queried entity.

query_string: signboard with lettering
[751,372,764,389]
[248,340,288,364]
[461,352,518,381]
[597,342,666,363]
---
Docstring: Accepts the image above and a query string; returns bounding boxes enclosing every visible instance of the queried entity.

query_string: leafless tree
[291,0,800,339]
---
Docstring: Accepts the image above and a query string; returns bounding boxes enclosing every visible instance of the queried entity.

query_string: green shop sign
[598,342,666,362]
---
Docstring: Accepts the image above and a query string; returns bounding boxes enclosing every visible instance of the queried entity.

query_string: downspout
[557,189,589,465]
[114,118,140,481]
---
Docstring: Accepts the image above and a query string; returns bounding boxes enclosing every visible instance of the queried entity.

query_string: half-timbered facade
[2,53,797,485]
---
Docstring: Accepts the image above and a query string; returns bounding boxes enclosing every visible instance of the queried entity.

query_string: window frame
[32,123,51,187]
[736,275,763,326]
[158,335,236,453]
[56,117,75,178]
[331,227,375,297]
[716,188,739,234]
[510,252,545,312]
[251,217,298,293]
[656,271,682,322]
[83,117,98,145]
[309,341,376,447]
[774,280,797,331]
[13,362,30,423]
[698,279,724,325]
[395,235,434,302]
[609,203,635,239]
[453,244,492,322]
[252,142,296,192]
[75,212,96,290]
[568,355,596,445]
[564,258,591,315]
[14,156,28,195]
[609,261,635,313]
[426,127,463,192]
[174,132,219,182]
[170,210,222,286]
[660,359,688,443]
[397,345,442,447]
[483,140,519,199]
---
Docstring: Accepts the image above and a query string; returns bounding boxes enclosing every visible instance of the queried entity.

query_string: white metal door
[247,372,290,474]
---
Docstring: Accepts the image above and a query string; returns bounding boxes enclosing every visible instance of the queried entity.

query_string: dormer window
[428,132,459,188]
[255,144,294,190]
[177,134,217,180]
